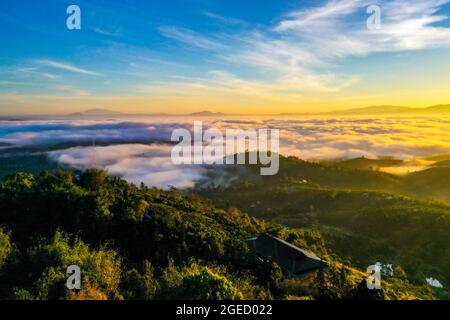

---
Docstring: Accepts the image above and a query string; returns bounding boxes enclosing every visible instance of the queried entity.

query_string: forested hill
[0,169,438,300]
[201,155,450,203]
[196,157,450,299]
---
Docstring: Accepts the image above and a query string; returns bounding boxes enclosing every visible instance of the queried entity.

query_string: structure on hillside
[246,234,327,275]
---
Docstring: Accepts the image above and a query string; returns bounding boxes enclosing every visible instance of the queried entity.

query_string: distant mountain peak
[335,104,450,115]
[69,108,123,116]
[188,111,228,116]
[337,105,412,114]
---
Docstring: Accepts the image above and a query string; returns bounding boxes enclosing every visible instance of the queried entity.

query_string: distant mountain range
[68,104,450,118]
[188,111,230,117]
[68,108,124,117]
[3,104,450,120]
[64,109,232,118]
[278,104,450,116]
[331,104,450,115]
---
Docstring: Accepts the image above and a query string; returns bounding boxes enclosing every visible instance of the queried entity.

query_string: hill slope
[0,169,436,300]
[196,157,450,297]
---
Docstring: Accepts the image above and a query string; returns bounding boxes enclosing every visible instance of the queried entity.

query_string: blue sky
[2,0,450,115]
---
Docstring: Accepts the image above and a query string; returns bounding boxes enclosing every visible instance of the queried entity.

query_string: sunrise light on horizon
[2,0,450,115]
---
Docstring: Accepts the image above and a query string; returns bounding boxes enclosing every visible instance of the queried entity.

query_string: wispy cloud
[136,68,357,102]
[93,27,122,37]
[204,12,246,25]
[4,0,450,111]
[158,26,225,50]
[154,0,450,100]
[36,60,101,76]
[16,67,59,79]
[54,84,91,96]
[275,0,368,32]
[274,0,450,57]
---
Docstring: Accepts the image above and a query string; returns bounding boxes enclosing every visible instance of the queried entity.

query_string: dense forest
[0,169,441,300]
[197,156,450,299]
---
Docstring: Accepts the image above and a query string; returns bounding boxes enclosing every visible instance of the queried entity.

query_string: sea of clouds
[1,116,450,188]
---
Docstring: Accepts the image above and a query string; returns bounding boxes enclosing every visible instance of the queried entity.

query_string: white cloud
[16,67,59,79]
[156,0,450,95]
[204,12,245,25]
[210,116,450,161]
[3,117,450,162]
[0,120,190,146]
[54,85,91,96]
[49,144,206,189]
[158,26,225,50]
[274,0,450,57]
[2,117,450,187]
[222,38,359,93]
[275,0,368,32]
[93,27,121,37]
[36,60,101,76]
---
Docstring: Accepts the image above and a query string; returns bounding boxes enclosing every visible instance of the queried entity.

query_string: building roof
[246,234,327,275]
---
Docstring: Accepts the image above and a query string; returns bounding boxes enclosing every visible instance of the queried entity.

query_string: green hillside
[431,160,450,167]
[224,155,450,203]
[0,154,58,180]
[0,169,436,300]
[196,157,450,298]
[333,157,404,171]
